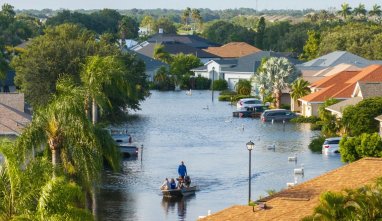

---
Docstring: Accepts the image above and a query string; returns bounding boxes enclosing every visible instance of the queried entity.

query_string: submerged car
[260,109,297,122]
[236,98,267,110]
[322,137,341,154]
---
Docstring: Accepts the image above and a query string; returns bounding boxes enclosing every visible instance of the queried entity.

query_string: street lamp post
[211,67,215,102]
[246,140,255,204]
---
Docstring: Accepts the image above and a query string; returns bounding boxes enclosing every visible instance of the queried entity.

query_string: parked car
[233,106,269,118]
[236,98,267,110]
[322,137,341,154]
[260,109,297,122]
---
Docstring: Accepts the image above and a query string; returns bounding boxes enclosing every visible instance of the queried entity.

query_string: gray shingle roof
[135,42,220,59]
[133,52,168,72]
[358,82,382,98]
[148,34,220,48]
[325,97,363,115]
[298,51,382,70]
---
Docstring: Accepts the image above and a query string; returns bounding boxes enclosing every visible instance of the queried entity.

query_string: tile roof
[300,65,382,102]
[200,158,382,221]
[203,42,262,58]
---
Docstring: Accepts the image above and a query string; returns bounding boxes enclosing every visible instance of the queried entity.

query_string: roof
[147,33,220,49]
[203,42,262,58]
[375,115,382,122]
[132,52,168,72]
[200,158,382,221]
[0,102,31,135]
[134,41,220,59]
[297,51,382,69]
[300,65,382,103]
[325,97,363,115]
[357,82,382,98]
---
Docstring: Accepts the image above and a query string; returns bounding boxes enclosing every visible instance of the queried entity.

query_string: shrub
[218,95,235,102]
[309,136,326,153]
[218,95,258,102]
[193,76,211,90]
[340,133,382,163]
[219,90,237,96]
[212,79,228,91]
[280,104,291,110]
[291,116,320,123]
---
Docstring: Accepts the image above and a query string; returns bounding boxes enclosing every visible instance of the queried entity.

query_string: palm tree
[312,191,350,220]
[80,55,124,124]
[353,3,367,18]
[339,3,352,20]
[153,44,172,64]
[191,9,202,31]
[234,79,252,96]
[260,57,297,108]
[369,4,382,21]
[290,78,310,110]
[182,7,191,29]
[17,77,120,216]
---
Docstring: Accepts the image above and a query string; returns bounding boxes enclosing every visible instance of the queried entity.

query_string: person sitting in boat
[177,176,185,189]
[184,175,191,187]
[160,178,170,190]
[178,161,187,179]
[170,178,177,189]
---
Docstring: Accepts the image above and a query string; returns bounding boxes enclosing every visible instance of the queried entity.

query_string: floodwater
[97,90,344,221]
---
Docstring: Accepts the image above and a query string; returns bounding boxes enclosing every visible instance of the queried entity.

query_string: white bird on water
[186,89,192,96]
[288,153,297,162]
[294,164,304,175]
[225,117,233,123]
[267,142,276,150]
[202,105,209,110]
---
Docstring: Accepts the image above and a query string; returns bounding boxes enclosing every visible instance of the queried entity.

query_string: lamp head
[246,141,254,151]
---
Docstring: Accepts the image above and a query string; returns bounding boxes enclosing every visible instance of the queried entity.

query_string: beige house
[299,65,382,117]
[326,82,382,118]
[0,93,31,136]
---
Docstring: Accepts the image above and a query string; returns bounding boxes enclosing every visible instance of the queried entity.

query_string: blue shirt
[178,164,187,176]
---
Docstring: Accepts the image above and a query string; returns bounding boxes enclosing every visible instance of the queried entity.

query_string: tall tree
[191,8,202,31]
[290,78,310,107]
[152,17,177,34]
[300,30,320,61]
[259,57,298,108]
[255,17,266,49]
[182,7,191,28]
[338,3,352,20]
[353,3,367,18]
[118,16,139,42]
[153,44,172,64]
[140,15,154,35]
[369,4,382,20]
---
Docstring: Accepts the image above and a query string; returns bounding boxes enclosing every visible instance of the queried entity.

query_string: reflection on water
[97,91,344,221]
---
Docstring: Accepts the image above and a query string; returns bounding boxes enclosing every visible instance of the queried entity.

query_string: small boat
[162,186,197,198]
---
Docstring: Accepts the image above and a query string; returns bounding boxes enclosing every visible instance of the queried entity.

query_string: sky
[1,0,381,10]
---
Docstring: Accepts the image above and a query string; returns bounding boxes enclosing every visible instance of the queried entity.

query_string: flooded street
[97,90,344,221]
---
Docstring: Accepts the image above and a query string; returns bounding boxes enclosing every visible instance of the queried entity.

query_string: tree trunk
[275,90,281,109]
[92,186,97,220]
[92,98,98,125]
[85,97,91,120]
[51,148,60,177]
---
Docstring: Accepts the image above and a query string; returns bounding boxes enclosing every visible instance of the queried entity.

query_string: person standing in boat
[178,161,187,179]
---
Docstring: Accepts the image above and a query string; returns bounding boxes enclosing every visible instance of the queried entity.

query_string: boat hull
[162,186,197,198]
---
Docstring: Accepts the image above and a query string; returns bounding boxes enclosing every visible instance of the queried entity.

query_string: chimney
[159,28,164,34]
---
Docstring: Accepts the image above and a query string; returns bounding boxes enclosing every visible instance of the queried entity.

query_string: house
[299,65,382,117]
[0,93,31,137]
[203,42,262,59]
[200,158,382,221]
[132,41,220,64]
[133,52,169,82]
[297,51,382,83]
[191,51,301,105]
[131,33,221,63]
[326,82,382,118]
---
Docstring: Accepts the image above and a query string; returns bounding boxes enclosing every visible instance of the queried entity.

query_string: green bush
[193,76,211,90]
[291,116,320,123]
[219,90,237,96]
[340,133,382,163]
[218,95,235,102]
[212,79,228,91]
[309,136,326,153]
[310,123,322,131]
